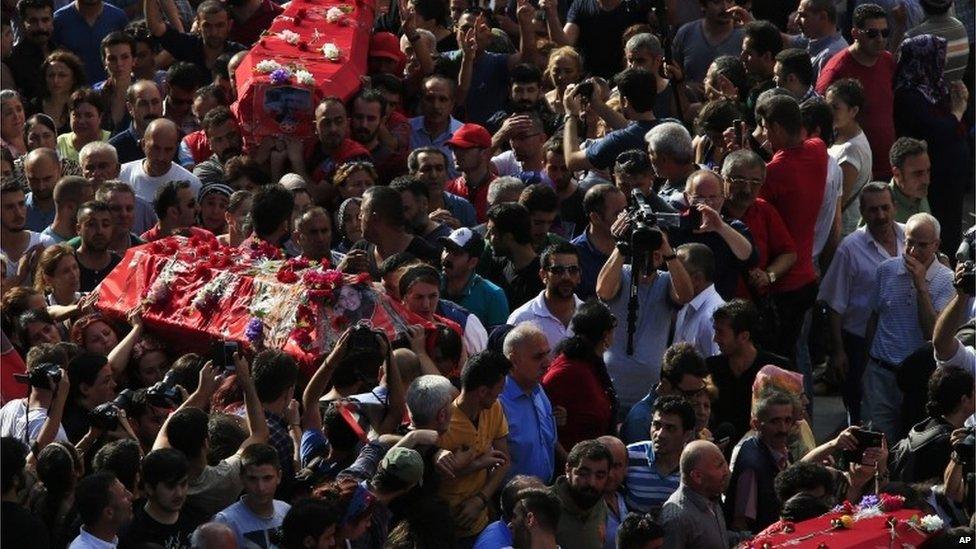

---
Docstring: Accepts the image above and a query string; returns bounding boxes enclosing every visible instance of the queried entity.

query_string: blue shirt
[443,191,478,229]
[442,272,510,328]
[570,230,608,300]
[620,387,658,444]
[585,119,659,170]
[625,441,681,514]
[409,116,463,179]
[499,376,557,484]
[442,50,510,126]
[25,192,55,233]
[52,2,128,84]
[473,520,512,549]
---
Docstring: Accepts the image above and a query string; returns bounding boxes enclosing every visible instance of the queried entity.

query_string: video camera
[146,370,185,409]
[90,389,137,431]
[13,362,62,390]
[617,189,687,256]
[955,226,975,294]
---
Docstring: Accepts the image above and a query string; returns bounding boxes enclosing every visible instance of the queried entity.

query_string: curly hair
[42,50,86,99]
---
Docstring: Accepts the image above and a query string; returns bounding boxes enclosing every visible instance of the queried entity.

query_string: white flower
[278,29,300,45]
[255,59,282,73]
[322,43,341,61]
[295,69,315,86]
[326,6,344,23]
[919,515,944,532]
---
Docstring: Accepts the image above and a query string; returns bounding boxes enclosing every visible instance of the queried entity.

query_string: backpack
[888,417,953,482]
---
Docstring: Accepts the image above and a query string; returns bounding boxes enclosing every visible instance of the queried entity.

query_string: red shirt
[182,130,211,166]
[816,49,896,179]
[229,0,284,47]
[734,198,797,298]
[760,138,826,293]
[447,172,495,223]
[541,353,614,449]
[0,347,27,404]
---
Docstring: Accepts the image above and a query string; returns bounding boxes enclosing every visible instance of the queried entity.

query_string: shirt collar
[894,254,943,282]
[863,222,906,258]
[688,284,719,311]
[77,527,118,548]
[503,374,538,398]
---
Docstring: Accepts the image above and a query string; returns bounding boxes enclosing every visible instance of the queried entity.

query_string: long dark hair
[556,300,619,420]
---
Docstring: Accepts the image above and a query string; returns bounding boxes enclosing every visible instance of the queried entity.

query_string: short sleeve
[491,401,509,440]
[818,244,851,314]
[584,132,623,169]
[300,429,329,467]
[931,271,956,313]
[566,0,583,24]
[834,142,864,173]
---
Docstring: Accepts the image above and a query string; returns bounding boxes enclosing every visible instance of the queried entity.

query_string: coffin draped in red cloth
[742,508,939,548]
[95,235,423,376]
[232,0,373,141]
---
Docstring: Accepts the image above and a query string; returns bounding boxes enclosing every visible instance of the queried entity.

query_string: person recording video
[932,228,976,375]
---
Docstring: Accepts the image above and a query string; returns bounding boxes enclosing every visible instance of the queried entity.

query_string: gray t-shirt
[186,454,243,522]
[672,19,745,85]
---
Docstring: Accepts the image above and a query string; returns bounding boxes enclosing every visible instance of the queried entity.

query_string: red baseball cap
[446,123,491,149]
[369,32,405,63]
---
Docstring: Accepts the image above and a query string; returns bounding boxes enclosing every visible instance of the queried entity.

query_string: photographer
[933,261,975,375]
[942,427,974,520]
[801,425,889,504]
[0,343,70,447]
[595,220,693,410]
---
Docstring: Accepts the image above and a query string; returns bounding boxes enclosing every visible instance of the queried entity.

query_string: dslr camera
[90,389,137,431]
[146,370,185,408]
[13,362,62,389]
[345,320,389,385]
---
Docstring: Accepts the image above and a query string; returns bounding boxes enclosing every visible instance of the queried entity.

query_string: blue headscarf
[895,34,950,108]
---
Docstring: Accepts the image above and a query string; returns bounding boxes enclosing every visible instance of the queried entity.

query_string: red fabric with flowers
[94,235,428,377]
[743,508,933,548]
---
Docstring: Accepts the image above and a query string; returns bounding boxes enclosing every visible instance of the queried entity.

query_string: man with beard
[119,118,201,204]
[492,114,549,187]
[410,75,463,179]
[192,107,243,187]
[108,80,165,163]
[507,243,582,351]
[726,392,798,531]
[145,0,245,74]
[75,200,122,292]
[119,449,194,548]
[304,97,371,202]
[0,180,55,274]
[507,488,562,549]
[390,175,451,248]
[225,0,282,47]
[447,124,495,223]
[79,142,157,236]
[485,64,557,138]
[543,138,585,239]
[660,440,732,548]
[624,396,695,515]
[52,0,127,84]
[350,88,406,185]
[23,148,59,232]
[408,147,477,230]
[141,180,207,242]
[440,227,509,327]
[818,183,904,425]
[549,439,611,549]
[9,0,57,100]
[596,436,629,549]
[482,202,543,310]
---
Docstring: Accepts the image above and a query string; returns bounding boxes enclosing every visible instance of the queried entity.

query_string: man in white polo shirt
[507,242,583,351]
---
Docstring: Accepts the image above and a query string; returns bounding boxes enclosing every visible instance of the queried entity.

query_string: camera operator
[596,217,693,410]
[933,261,975,375]
[800,426,889,505]
[0,343,70,447]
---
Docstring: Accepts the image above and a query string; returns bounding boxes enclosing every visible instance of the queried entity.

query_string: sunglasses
[546,264,580,276]
[858,27,890,39]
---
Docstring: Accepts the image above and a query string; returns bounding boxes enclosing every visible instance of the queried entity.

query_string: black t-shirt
[566,0,652,79]
[2,501,50,549]
[559,186,587,239]
[667,216,758,301]
[351,237,441,279]
[707,349,792,442]
[502,255,544,310]
[119,502,194,549]
[77,252,122,293]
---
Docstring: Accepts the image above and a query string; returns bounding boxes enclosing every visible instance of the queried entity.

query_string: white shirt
[0,398,69,448]
[818,224,905,337]
[812,154,843,266]
[119,160,201,204]
[506,291,582,351]
[828,131,873,236]
[673,284,725,358]
[935,342,976,375]
[1,231,55,274]
[68,527,117,549]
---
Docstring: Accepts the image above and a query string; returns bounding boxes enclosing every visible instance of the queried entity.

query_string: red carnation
[290,328,313,350]
[277,268,299,284]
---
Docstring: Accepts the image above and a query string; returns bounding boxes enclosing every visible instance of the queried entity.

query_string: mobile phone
[842,429,884,465]
[212,340,239,373]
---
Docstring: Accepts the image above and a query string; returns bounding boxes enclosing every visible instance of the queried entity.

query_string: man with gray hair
[190,522,238,549]
[644,122,698,201]
[405,374,457,435]
[674,243,725,358]
[499,323,559,483]
[863,212,955,442]
[660,440,731,548]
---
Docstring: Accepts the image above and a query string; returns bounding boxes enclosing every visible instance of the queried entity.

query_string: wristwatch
[766,270,778,284]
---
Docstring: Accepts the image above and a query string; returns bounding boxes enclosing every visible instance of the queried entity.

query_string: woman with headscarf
[334,197,363,254]
[893,34,971,254]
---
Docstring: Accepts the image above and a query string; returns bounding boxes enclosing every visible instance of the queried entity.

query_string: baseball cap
[369,32,406,63]
[446,123,491,149]
[380,447,425,486]
[438,227,485,258]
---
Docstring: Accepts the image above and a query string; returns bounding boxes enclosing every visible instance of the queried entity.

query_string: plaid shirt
[265,411,296,496]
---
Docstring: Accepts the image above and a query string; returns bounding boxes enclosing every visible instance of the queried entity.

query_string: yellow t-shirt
[56,131,110,163]
[437,399,509,537]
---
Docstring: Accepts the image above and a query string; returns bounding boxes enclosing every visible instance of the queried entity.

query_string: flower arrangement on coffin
[325,4,354,24]
[322,43,342,62]
[282,258,373,351]
[253,60,317,86]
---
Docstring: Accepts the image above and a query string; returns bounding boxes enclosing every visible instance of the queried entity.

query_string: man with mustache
[440,227,509,328]
[9,0,57,100]
[725,391,798,532]
[549,439,611,549]
[75,200,121,292]
[193,106,243,187]
[0,180,55,276]
[671,0,745,87]
[625,396,696,515]
[485,64,558,138]
[350,88,407,185]
[108,79,165,163]
[507,242,583,352]
[145,0,245,74]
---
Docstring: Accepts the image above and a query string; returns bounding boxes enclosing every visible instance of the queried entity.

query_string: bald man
[190,522,238,549]
[23,148,61,232]
[660,440,731,548]
[597,435,629,549]
[119,118,201,204]
[109,79,165,163]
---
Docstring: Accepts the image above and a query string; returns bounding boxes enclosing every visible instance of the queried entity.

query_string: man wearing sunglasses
[507,242,583,351]
[816,3,896,179]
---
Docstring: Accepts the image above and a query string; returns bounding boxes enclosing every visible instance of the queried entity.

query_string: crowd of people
[0,0,975,546]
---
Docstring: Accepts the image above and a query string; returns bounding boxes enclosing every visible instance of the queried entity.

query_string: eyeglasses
[726,176,762,187]
[859,27,890,39]
[546,264,581,276]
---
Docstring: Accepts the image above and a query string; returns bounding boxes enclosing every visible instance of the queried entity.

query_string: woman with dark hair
[12,113,84,189]
[893,34,971,255]
[29,441,82,548]
[32,50,87,135]
[541,300,619,448]
[0,89,27,157]
[334,197,363,253]
[56,88,110,162]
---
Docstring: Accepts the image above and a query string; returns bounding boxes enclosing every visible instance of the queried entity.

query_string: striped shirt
[624,441,681,514]
[906,15,971,81]
[869,256,955,365]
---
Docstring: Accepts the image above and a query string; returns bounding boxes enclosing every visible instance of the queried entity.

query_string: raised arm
[508,0,538,70]
[27,368,70,468]
[144,0,168,37]
[562,85,594,172]
[375,336,405,435]
[934,265,969,360]
[596,247,626,302]
[456,28,476,107]
[235,352,270,452]
[301,330,351,432]
[106,310,145,381]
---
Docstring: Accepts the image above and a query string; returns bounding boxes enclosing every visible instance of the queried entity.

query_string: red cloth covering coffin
[742,509,936,548]
[95,235,423,376]
[232,0,374,142]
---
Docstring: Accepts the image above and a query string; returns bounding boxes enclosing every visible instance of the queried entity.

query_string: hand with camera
[563,83,584,117]
[953,261,974,296]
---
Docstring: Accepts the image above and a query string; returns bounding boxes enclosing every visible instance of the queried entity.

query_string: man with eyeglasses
[625,396,697,515]
[816,3,896,179]
[667,170,757,301]
[507,242,583,351]
[621,343,710,445]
